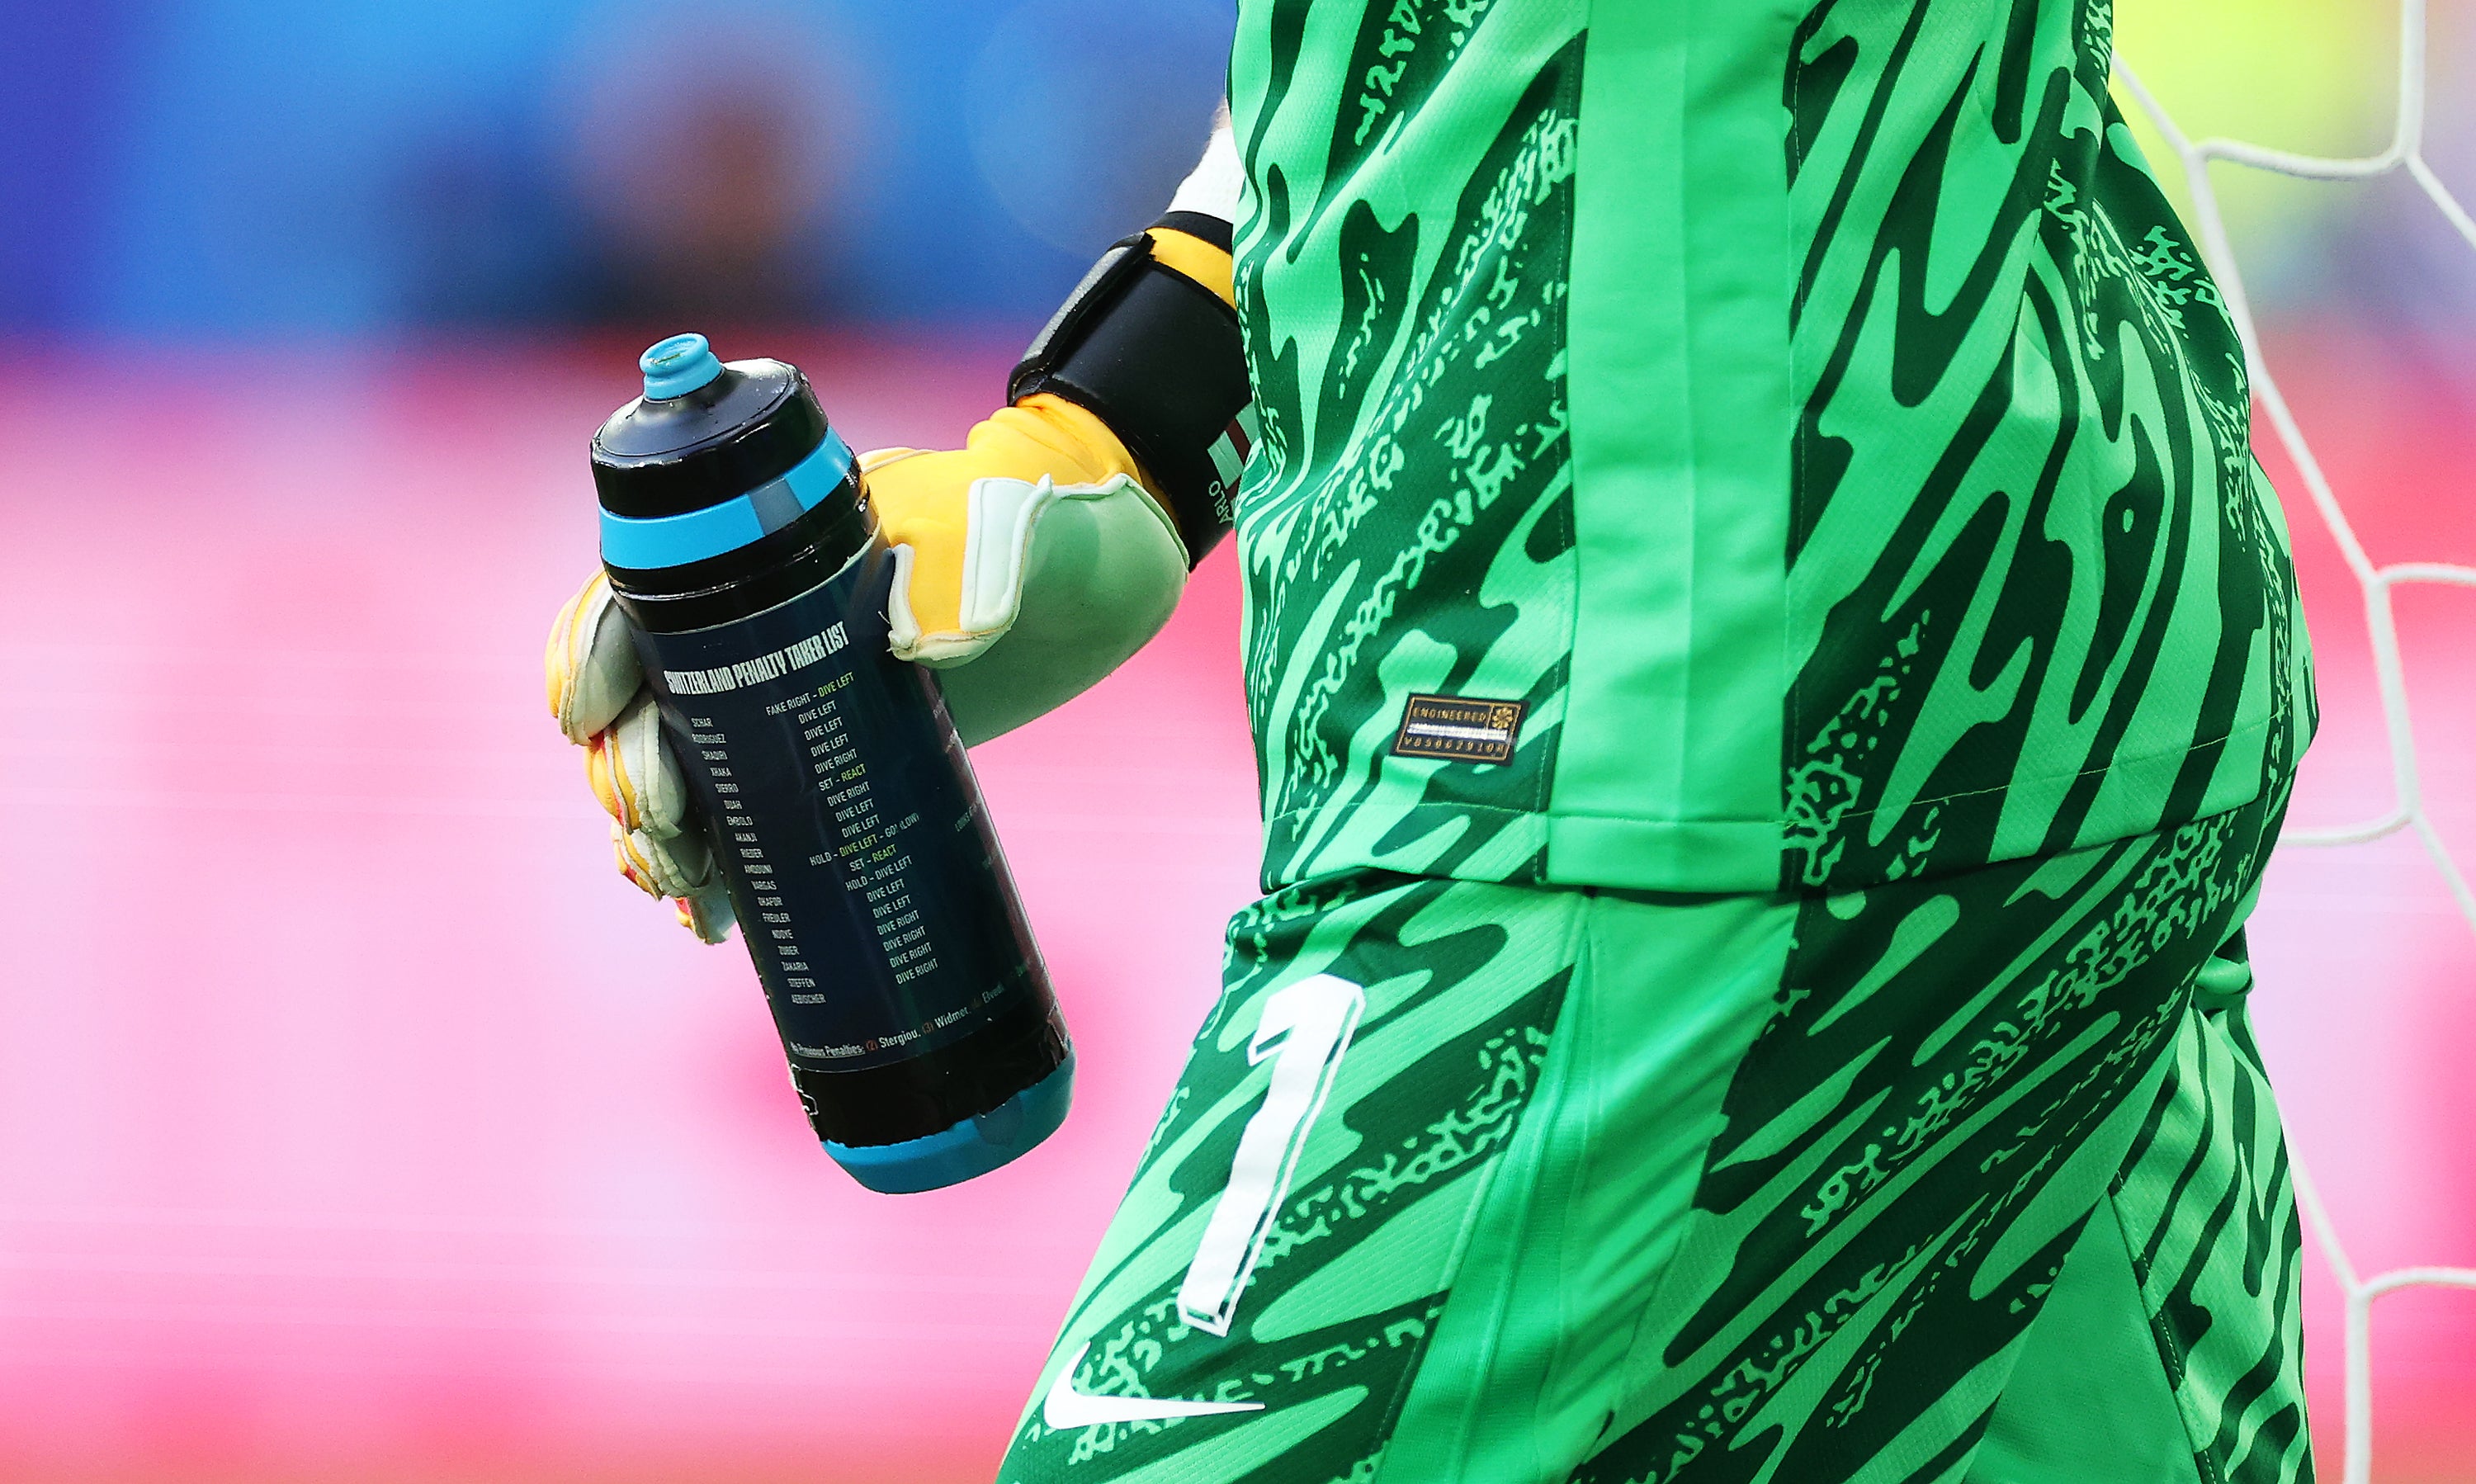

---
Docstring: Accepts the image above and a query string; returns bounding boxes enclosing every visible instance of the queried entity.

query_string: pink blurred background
[0,339,1263,1483]
[0,328,2466,1483]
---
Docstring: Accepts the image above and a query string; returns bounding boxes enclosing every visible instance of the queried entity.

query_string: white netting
[2115,4,2476,1479]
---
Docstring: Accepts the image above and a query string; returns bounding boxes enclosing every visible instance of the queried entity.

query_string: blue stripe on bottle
[598,428,857,569]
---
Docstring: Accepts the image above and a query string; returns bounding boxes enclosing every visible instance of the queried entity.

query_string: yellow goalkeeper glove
[549,224,1243,938]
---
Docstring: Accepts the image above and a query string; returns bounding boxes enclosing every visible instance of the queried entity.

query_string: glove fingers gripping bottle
[591,333,1070,1193]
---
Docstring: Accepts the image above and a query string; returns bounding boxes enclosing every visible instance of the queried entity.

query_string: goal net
[2114,2,2476,1478]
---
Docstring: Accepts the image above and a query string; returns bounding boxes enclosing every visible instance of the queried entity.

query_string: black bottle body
[593,337,1070,1192]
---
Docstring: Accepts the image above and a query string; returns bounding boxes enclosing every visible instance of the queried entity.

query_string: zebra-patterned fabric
[1571,795,2305,1484]
[1232,7,1585,888]
[997,871,1582,1483]
[1779,0,2310,892]
[995,797,2308,1482]
[1032,5,2323,1478]
[1224,0,2312,896]
[2110,1002,2313,1482]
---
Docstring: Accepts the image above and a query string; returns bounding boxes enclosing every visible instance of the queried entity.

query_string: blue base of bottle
[824,1054,1075,1194]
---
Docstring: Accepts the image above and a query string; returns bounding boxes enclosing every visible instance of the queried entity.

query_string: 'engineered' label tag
[1392,694,1526,764]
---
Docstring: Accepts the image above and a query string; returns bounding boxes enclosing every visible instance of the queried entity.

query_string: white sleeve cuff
[1166,102,1241,226]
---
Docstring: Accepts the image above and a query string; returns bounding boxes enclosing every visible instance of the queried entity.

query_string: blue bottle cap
[825,1054,1075,1194]
[640,333,724,400]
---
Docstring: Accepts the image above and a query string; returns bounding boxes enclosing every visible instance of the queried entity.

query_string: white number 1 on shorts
[1176,973,1368,1337]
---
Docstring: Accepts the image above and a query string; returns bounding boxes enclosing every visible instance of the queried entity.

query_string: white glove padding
[882,470,1188,745]
[546,574,736,943]
[546,467,1185,939]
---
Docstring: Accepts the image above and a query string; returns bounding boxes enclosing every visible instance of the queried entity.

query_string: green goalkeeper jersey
[1227,0,2312,896]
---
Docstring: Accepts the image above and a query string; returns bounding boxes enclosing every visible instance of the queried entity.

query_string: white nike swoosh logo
[1040,1342,1266,1429]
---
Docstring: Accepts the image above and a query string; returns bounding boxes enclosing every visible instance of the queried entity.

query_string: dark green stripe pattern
[1780,0,2311,892]
[1573,792,2308,1483]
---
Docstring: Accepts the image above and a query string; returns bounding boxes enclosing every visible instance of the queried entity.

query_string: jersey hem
[1261,716,2275,897]
[1546,813,1784,893]
[1783,716,2276,891]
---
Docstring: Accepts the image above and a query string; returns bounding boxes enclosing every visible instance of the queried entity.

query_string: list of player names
[675,674,936,1025]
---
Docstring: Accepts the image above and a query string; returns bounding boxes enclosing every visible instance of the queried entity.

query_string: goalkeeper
[548,5,2318,1481]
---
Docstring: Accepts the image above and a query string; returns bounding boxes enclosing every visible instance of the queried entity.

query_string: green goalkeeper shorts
[995,794,2310,1484]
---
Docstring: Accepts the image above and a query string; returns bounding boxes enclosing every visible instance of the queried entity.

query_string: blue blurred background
[0,0,1235,337]
[6,0,2474,344]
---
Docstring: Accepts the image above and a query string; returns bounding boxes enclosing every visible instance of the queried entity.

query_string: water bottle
[590,333,1072,1193]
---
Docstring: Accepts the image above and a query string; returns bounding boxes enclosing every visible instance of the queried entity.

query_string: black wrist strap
[1009,229,1250,566]
[1153,211,1233,253]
